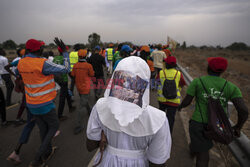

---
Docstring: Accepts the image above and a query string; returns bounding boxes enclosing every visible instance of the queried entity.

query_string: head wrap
[96,56,166,137]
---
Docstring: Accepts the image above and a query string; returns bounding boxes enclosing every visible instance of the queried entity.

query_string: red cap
[164,56,176,65]
[207,57,228,72]
[58,46,69,53]
[26,39,45,52]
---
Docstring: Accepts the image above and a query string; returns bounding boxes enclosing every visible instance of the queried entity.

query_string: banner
[167,36,178,52]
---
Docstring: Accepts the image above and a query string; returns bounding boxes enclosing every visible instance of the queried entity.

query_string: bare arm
[231,97,248,133]
[178,94,194,111]
[4,64,16,77]
[86,138,99,152]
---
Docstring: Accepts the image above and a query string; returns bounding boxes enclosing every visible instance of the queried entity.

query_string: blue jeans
[19,109,36,144]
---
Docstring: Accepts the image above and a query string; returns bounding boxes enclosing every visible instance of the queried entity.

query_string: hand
[54,37,66,52]
[232,126,241,138]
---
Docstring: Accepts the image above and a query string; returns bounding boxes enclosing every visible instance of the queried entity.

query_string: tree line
[0,33,249,51]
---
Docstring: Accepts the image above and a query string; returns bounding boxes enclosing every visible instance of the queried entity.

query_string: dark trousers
[34,109,59,162]
[69,77,75,95]
[19,109,36,144]
[159,102,177,134]
[1,74,14,105]
[0,87,6,122]
[58,82,72,117]
[93,76,105,99]
[16,93,26,119]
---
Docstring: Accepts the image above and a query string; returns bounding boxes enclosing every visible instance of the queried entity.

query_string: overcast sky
[0,0,250,46]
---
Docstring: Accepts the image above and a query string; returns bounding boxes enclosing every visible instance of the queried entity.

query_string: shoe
[1,121,10,127]
[15,119,26,126]
[42,146,58,162]
[74,127,83,135]
[69,106,76,113]
[6,103,15,107]
[59,115,68,121]
[7,151,22,164]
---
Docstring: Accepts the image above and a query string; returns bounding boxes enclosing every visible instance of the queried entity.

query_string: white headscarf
[96,56,166,137]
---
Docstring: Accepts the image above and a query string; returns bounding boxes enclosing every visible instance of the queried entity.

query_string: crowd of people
[0,38,248,167]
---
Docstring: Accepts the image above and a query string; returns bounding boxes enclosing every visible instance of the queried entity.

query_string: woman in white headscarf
[86,56,172,167]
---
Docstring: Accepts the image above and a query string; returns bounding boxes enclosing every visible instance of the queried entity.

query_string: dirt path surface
[0,84,194,167]
[175,49,250,138]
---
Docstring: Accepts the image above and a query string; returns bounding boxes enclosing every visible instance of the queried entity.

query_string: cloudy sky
[0,0,250,46]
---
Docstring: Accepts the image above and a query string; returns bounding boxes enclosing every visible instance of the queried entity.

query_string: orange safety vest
[17,57,57,105]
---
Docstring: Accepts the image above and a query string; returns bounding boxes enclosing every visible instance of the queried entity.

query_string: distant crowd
[0,38,248,167]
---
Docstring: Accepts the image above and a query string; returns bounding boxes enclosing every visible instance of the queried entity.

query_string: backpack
[162,70,178,99]
[197,78,234,145]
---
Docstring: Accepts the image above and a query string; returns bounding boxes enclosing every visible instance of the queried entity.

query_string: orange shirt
[71,61,94,94]
[147,60,155,72]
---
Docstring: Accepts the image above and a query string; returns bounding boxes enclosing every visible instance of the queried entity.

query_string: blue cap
[94,45,101,50]
[121,45,132,53]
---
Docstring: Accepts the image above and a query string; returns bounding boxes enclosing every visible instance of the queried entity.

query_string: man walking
[17,38,70,167]
[89,46,106,100]
[106,43,114,74]
[157,56,186,133]
[71,49,94,134]
[53,46,75,121]
[178,57,248,167]
[0,48,14,106]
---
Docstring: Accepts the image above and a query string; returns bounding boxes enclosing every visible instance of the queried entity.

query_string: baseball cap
[78,49,87,57]
[207,57,228,72]
[94,45,101,51]
[164,56,176,65]
[140,45,150,52]
[121,45,132,53]
[26,39,45,52]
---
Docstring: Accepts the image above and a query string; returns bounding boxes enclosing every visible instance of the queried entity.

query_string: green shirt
[53,56,68,82]
[187,75,242,123]
[113,51,120,63]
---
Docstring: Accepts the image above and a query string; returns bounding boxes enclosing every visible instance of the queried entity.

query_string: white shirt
[48,56,54,62]
[151,50,166,69]
[87,106,171,167]
[0,55,9,75]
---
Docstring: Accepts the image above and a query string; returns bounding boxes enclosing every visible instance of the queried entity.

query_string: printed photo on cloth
[109,70,148,107]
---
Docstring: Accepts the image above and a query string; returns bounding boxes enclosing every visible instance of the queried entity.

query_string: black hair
[0,48,6,56]
[207,66,222,76]
[120,50,130,58]
[16,48,22,57]
[165,63,177,69]
[43,51,49,58]
[140,50,150,62]
[48,51,54,57]
[117,44,123,51]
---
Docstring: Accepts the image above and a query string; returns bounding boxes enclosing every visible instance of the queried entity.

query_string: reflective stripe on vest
[157,69,181,104]
[25,79,54,88]
[107,48,113,61]
[17,57,57,105]
[69,51,79,71]
[25,87,57,97]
